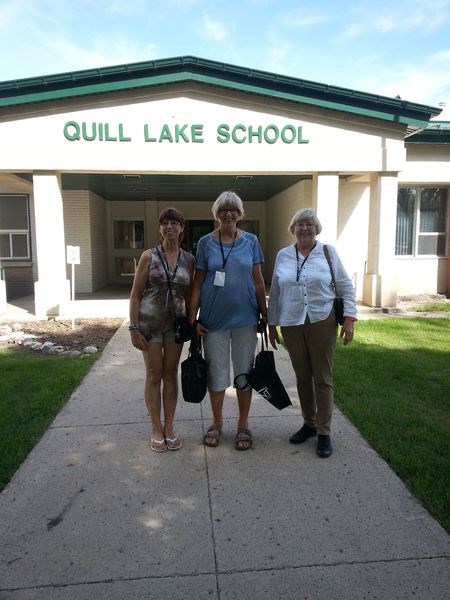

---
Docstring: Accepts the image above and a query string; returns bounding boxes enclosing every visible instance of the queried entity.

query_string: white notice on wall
[66,245,80,265]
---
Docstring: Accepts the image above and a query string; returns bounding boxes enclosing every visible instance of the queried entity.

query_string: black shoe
[317,434,333,458]
[289,424,317,444]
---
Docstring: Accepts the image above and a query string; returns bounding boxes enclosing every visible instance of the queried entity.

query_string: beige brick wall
[265,180,312,278]
[63,190,93,293]
[62,190,109,293]
[89,192,108,291]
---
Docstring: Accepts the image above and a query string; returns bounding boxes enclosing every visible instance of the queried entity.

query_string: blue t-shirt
[196,231,265,331]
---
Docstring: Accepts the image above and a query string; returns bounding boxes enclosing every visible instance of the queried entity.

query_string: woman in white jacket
[268,208,356,458]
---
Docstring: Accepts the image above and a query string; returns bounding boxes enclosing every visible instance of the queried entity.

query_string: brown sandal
[203,425,222,447]
[235,428,253,451]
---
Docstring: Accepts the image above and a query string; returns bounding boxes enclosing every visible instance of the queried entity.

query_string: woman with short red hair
[129,208,194,452]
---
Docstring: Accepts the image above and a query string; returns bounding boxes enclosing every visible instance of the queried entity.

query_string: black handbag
[323,245,345,326]
[181,336,208,403]
[174,316,192,344]
[333,297,344,326]
[234,330,292,411]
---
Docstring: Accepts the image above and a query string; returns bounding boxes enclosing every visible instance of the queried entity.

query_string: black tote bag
[323,245,345,326]
[181,336,208,403]
[234,330,292,411]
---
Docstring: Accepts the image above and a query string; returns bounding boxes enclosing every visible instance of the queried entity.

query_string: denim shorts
[203,325,257,391]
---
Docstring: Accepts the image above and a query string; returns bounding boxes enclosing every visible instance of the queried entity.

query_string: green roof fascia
[0,55,441,128]
[0,70,432,128]
[425,121,450,130]
[190,74,435,127]
[406,121,450,144]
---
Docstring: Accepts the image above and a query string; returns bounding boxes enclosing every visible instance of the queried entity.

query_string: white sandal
[150,438,167,452]
[165,436,182,451]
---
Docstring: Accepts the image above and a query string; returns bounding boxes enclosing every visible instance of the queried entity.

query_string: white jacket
[268,241,357,326]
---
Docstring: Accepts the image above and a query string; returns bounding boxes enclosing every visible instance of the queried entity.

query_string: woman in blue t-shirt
[188,191,267,450]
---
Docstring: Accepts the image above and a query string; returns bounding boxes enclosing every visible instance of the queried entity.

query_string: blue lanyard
[218,230,237,269]
[157,246,180,283]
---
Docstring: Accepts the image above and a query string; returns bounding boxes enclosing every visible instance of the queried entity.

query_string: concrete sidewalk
[0,323,449,599]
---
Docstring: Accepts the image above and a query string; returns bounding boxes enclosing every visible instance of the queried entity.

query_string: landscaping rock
[0,318,123,357]
[83,346,98,354]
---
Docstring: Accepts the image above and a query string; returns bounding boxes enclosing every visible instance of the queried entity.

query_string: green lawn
[410,300,450,312]
[0,349,96,490]
[334,318,450,533]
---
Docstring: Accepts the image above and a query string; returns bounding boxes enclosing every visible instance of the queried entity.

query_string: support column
[363,173,398,307]
[145,200,159,249]
[33,172,70,317]
[0,277,6,314]
[312,173,339,243]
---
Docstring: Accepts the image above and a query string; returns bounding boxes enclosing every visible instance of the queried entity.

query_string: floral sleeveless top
[138,247,194,339]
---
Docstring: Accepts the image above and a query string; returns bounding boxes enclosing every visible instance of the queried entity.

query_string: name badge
[214,271,226,287]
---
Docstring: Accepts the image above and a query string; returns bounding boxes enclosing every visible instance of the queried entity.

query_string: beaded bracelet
[128,324,141,332]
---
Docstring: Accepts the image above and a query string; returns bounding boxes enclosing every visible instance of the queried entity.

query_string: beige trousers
[281,310,337,435]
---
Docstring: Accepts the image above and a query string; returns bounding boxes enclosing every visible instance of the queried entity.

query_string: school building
[0,56,448,317]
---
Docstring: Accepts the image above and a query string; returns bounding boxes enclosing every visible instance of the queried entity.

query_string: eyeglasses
[295,222,316,229]
[160,220,181,227]
[219,207,239,214]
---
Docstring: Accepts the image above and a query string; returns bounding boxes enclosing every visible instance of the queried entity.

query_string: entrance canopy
[62,173,306,203]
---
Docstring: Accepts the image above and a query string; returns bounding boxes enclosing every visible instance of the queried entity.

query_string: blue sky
[1,0,450,115]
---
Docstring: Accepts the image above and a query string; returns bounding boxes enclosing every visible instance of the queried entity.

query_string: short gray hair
[288,208,322,235]
[212,191,244,220]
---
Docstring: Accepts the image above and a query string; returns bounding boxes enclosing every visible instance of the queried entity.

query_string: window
[395,187,448,256]
[0,195,30,259]
[113,220,144,250]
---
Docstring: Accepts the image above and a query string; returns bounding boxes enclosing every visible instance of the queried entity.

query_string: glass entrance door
[184,219,260,255]
[185,220,214,255]
[112,219,144,281]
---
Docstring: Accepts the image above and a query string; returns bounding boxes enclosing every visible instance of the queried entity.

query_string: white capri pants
[203,325,257,392]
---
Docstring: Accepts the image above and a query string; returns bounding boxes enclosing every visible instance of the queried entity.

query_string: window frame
[0,194,31,260]
[112,218,145,250]
[395,186,448,257]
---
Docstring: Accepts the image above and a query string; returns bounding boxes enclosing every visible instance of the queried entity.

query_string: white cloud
[428,49,450,63]
[340,0,450,38]
[340,22,364,39]
[42,36,157,74]
[201,14,228,42]
[400,0,450,32]
[165,0,200,7]
[108,0,145,15]
[264,34,296,75]
[279,8,329,28]
[363,49,450,106]
[0,0,22,28]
